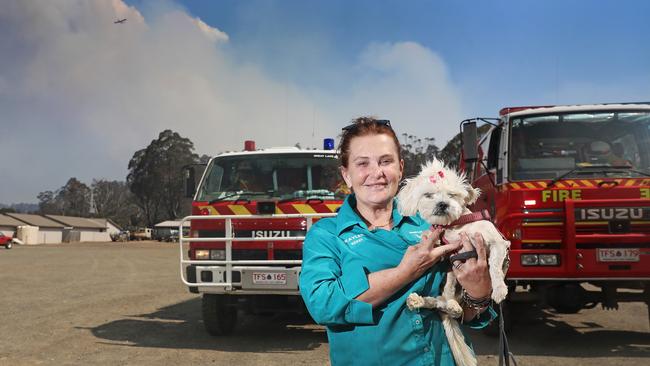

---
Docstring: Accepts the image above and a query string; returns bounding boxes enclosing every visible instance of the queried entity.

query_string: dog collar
[433,209,491,230]
[447,209,491,227]
[432,209,491,244]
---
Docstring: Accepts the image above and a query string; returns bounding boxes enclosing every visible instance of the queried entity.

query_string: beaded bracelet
[461,289,492,310]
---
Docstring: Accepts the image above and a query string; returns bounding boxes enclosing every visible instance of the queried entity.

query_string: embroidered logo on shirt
[343,233,366,246]
[408,230,423,240]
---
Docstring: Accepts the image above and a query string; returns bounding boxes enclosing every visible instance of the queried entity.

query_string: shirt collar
[335,194,414,235]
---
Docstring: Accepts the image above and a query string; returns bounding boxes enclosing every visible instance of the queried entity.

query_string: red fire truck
[180,139,344,335]
[461,103,650,329]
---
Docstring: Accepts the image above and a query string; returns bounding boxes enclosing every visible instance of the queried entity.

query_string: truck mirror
[462,122,479,163]
[184,166,196,198]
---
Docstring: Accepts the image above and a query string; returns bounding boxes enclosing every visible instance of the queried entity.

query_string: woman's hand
[397,226,463,283]
[452,232,492,299]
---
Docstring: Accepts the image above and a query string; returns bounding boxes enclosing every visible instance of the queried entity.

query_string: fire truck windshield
[509,111,650,181]
[196,153,346,202]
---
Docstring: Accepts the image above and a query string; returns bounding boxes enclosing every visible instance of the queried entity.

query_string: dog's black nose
[436,202,449,211]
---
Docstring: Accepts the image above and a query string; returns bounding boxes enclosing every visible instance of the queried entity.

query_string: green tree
[400,134,439,178]
[127,130,199,226]
[57,178,91,216]
[91,179,139,228]
[198,154,211,164]
[38,178,91,216]
[37,190,61,214]
[438,133,462,169]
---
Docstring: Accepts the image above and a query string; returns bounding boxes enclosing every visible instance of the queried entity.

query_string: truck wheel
[202,294,237,336]
[548,284,584,314]
[5,242,12,249]
[482,300,512,337]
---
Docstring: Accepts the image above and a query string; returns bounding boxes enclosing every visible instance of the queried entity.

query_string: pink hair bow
[429,171,445,184]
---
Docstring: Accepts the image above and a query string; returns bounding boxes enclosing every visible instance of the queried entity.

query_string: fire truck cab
[461,103,650,328]
[180,140,344,335]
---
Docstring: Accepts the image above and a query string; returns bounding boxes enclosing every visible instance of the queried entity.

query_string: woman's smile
[364,182,387,189]
[341,134,403,209]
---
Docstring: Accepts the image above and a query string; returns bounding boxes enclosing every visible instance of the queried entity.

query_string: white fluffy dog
[397,158,510,366]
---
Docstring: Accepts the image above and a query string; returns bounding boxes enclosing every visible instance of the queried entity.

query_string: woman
[299,117,495,366]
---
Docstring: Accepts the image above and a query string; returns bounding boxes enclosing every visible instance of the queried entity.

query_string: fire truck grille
[577,243,650,249]
[274,249,302,260]
[575,223,650,234]
[232,249,267,260]
[229,249,302,266]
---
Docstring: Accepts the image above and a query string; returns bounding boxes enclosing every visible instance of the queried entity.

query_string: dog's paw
[491,283,509,304]
[406,293,425,310]
[447,299,464,318]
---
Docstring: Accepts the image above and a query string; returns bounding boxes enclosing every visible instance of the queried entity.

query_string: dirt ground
[0,242,648,366]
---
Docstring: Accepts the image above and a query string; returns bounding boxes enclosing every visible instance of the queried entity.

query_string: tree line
[36,129,465,229]
[37,130,203,228]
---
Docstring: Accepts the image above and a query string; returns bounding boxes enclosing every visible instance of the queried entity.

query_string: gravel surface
[0,242,648,365]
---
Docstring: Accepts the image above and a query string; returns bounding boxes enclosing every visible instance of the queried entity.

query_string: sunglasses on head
[341,119,392,132]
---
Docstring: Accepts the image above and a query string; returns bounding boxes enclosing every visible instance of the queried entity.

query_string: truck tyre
[548,284,584,314]
[482,299,512,337]
[5,242,12,249]
[202,294,237,336]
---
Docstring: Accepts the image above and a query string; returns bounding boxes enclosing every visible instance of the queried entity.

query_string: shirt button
[424,347,430,353]
[415,319,421,325]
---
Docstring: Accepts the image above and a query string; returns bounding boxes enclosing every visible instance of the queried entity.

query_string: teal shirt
[300,195,496,366]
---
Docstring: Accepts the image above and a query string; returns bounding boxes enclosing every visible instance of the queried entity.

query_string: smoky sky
[0,0,463,203]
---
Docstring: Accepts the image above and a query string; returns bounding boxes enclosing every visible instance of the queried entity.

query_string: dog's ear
[464,186,481,205]
[396,177,422,216]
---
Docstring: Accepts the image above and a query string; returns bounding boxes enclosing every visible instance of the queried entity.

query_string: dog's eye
[448,193,458,198]
[424,193,434,199]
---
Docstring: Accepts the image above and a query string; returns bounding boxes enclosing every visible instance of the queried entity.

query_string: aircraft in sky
[114,18,127,24]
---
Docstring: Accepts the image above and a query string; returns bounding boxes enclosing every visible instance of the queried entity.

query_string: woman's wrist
[463,286,492,300]
[461,288,492,309]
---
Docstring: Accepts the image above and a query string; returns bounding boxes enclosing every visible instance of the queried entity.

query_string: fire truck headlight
[210,249,226,260]
[521,254,539,266]
[539,254,559,266]
[195,249,210,260]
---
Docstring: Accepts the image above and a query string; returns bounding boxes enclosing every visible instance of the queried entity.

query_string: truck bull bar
[179,213,337,291]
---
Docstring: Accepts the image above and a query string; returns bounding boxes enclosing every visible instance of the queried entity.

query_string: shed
[89,218,122,237]
[0,214,25,237]
[5,213,65,244]
[46,215,111,242]
[153,220,190,241]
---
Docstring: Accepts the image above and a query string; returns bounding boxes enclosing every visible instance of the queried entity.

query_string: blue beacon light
[323,138,335,150]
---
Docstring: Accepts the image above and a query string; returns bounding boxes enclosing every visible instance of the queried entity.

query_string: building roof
[0,214,27,227]
[5,213,66,228]
[45,215,107,229]
[154,220,190,228]
[89,218,122,231]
